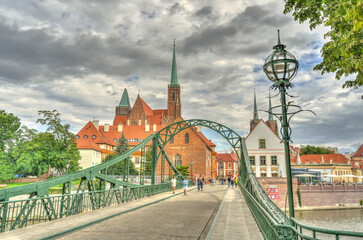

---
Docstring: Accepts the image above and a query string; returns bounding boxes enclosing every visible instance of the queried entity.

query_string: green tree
[36,110,81,175]
[300,145,332,155]
[0,151,15,181]
[176,164,189,177]
[0,110,21,153]
[284,0,363,98]
[104,133,138,175]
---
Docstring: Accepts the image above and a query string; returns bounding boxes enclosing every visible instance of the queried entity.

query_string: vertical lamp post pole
[190,161,194,180]
[263,30,299,219]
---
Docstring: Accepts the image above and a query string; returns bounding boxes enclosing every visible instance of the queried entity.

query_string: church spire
[268,91,274,121]
[118,88,130,107]
[170,39,179,87]
[253,88,258,120]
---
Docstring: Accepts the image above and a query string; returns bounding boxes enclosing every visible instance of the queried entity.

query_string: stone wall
[257,177,299,208]
[257,177,363,208]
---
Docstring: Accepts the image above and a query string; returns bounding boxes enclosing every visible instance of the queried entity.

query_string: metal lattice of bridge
[0,119,362,239]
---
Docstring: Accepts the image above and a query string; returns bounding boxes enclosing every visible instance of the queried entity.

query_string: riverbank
[282,205,363,212]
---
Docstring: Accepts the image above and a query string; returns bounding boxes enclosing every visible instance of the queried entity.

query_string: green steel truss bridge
[0,119,362,239]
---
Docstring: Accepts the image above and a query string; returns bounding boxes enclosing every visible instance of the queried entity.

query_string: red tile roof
[216,153,238,162]
[291,154,349,164]
[352,144,363,157]
[113,116,128,125]
[139,97,154,117]
[198,132,216,147]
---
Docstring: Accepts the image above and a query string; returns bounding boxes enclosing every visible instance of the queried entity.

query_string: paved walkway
[209,187,263,240]
[0,185,263,240]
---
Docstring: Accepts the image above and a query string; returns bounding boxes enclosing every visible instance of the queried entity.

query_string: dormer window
[259,139,266,149]
[92,135,97,139]
[75,135,80,139]
[113,138,117,142]
[84,135,88,139]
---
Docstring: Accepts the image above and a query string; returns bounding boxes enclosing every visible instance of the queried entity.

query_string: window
[113,138,117,142]
[185,133,189,143]
[84,135,88,139]
[250,156,255,165]
[260,156,266,165]
[271,156,277,165]
[259,139,266,148]
[261,173,267,177]
[92,135,97,139]
[75,135,80,139]
[172,92,175,101]
[228,163,231,168]
[135,158,140,164]
[170,137,174,144]
[174,154,182,166]
[272,173,278,177]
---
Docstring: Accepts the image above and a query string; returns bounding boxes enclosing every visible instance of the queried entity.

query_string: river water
[295,209,363,239]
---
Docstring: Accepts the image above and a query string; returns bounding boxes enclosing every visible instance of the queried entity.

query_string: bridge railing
[0,182,182,232]
[239,138,363,239]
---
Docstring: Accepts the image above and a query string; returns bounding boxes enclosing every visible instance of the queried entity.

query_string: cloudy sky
[0,0,362,154]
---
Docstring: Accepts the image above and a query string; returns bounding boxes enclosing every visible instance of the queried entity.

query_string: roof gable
[245,119,282,145]
[353,144,363,158]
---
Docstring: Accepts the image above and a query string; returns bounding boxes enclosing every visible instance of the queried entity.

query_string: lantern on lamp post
[263,30,299,219]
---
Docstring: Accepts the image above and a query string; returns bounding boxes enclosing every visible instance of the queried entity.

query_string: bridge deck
[1,185,263,240]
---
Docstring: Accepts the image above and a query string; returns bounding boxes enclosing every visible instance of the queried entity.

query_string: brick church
[76,43,216,180]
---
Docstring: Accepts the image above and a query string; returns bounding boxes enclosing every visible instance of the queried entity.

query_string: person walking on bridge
[182,177,189,195]
[171,176,176,194]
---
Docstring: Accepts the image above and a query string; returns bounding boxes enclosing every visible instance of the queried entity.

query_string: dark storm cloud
[193,6,213,18]
[0,22,169,84]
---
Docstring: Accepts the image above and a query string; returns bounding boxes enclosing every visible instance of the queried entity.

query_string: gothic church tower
[166,41,181,124]
[250,89,260,132]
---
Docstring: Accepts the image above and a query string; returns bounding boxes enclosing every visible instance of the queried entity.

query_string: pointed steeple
[253,88,258,120]
[268,91,273,121]
[118,88,130,107]
[170,39,179,87]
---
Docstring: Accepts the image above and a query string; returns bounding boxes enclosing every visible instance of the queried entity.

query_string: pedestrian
[197,176,201,191]
[182,177,189,195]
[200,177,204,191]
[171,176,176,194]
[235,177,238,186]
[213,178,216,186]
[228,176,231,187]
[231,177,234,187]
[221,179,224,185]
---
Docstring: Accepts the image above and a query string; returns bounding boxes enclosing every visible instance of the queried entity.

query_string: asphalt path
[58,185,226,240]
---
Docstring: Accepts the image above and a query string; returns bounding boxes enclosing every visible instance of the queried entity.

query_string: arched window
[172,92,175,101]
[92,135,97,139]
[174,154,182,166]
[170,137,174,144]
[185,133,189,143]
[84,135,88,139]
[75,135,80,139]
[113,138,117,142]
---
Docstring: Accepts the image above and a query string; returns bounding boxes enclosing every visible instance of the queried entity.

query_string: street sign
[266,186,279,200]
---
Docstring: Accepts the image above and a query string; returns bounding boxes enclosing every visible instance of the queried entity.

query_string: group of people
[170,175,239,196]
[221,176,238,187]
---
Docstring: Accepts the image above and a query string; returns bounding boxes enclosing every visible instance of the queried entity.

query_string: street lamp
[339,168,342,185]
[263,30,299,219]
[190,161,194,179]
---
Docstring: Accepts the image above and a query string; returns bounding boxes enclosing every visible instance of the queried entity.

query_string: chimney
[92,120,99,130]
[145,124,150,132]
[197,125,203,133]
[153,124,157,132]
[104,124,109,132]
[138,119,141,125]
[297,152,301,164]
[127,119,130,126]
[118,124,123,132]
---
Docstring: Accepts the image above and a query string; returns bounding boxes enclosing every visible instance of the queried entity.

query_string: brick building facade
[76,43,216,179]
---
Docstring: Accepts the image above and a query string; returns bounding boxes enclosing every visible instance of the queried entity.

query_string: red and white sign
[266,186,279,200]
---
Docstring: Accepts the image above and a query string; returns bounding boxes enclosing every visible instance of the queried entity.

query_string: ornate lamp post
[190,161,194,179]
[263,30,299,218]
